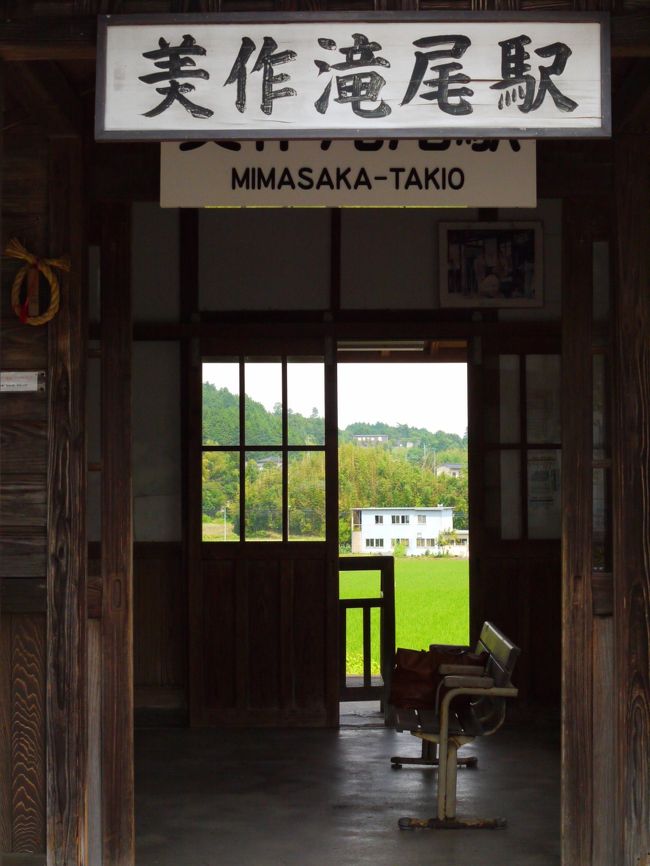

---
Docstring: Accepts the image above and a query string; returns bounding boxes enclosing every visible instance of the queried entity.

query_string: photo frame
[439,222,543,308]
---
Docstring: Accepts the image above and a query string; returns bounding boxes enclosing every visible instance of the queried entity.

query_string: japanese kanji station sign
[160,139,536,207]
[96,13,611,141]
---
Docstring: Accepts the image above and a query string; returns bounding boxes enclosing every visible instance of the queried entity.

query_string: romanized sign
[96,13,611,141]
[160,138,536,207]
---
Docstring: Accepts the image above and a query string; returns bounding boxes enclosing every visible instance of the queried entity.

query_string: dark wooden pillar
[560,198,594,866]
[46,134,88,863]
[613,129,650,866]
[179,209,202,726]
[100,203,134,866]
[562,193,618,866]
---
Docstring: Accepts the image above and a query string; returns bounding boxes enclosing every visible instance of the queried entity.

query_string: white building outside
[351,506,456,556]
[436,462,463,478]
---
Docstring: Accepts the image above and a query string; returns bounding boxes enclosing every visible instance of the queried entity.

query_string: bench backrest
[475,621,520,688]
[460,621,520,736]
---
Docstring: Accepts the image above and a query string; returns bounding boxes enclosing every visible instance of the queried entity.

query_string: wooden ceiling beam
[0,16,96,61]
[5,61,85,135]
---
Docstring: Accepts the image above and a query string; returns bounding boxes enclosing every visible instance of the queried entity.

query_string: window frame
[484,351,562,541]
[201,354,326,544]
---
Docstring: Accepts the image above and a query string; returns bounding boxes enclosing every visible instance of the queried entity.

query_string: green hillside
[203,383,324,446]
[202,384,468,542]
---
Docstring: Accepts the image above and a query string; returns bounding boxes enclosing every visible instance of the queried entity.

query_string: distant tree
[437,529,459,549]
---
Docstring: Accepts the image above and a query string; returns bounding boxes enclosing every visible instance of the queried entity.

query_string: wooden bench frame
[391,622,520,829]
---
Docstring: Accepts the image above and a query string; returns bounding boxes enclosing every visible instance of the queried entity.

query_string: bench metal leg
[391,738,478,769]
[444,740,459,818]
[397,729,507,830]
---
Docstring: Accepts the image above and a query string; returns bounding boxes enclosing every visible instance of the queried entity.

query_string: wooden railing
[338,556,395,705]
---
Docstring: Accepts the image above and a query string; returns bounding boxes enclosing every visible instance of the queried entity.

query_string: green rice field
[340,557,469,675]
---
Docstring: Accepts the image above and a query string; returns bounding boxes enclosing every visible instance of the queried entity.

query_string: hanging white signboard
[96,14,610,141]
[160,138,536,207]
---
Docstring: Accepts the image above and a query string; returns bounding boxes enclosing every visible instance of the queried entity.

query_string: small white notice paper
[0,371,46,393]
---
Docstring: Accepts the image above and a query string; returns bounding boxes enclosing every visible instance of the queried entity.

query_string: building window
[366,538,384,548]
[375,514,383,524]
[392,538,409,548]
[417,514,426,524]
[416,537,436,548]
[392,514,409,524]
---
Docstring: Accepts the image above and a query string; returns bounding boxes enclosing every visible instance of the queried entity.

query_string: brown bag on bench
[389,647,487,710]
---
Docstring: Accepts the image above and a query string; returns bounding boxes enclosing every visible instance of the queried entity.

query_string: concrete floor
[135,710,560,866]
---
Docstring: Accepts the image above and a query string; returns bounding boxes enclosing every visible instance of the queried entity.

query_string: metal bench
[391,621,520,829]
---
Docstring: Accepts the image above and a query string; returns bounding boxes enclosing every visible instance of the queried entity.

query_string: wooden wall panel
[0,319,47,369]
[1,119,50,642]
[0,478,46,528]
[1,579,46,615]
[293,560,326,711]
[247,561,281,709]
[0,420,48,473]
[528,557,562,703]
[100,201,134,866]
[133,543,186,719]
[46,134,87,866]
[87,619,102,866]
[11,614,45,853]
[474,552,561,706]
[0,530,46,578]
[613,132,650,866]
[592,617,615,866]
[202,560,237,711]
[0,614,46,855]
[0,392,47,422]
[0,129,47,243]
[0,318,47,370]
[557,193,614,863]
[0,97,73,862]
[0,615,11,852]
[134,570,165,687]
[197,549,329,725]
[161,554,186,688]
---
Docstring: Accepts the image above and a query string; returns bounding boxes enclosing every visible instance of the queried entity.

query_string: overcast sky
[203,362,467,437]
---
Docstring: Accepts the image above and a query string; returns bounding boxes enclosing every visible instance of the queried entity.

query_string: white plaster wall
[199,209,331,310]
[132,342,182,541]
[341,208,479,310]
[132,201,180,322]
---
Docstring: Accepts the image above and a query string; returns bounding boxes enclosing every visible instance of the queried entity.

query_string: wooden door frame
[188,344,340,727]
[99,202,135,866]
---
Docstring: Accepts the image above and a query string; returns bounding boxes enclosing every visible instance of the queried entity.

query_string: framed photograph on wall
[439,222,543,308]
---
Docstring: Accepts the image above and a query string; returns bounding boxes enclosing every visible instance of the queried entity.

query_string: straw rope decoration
[5,238,69,326]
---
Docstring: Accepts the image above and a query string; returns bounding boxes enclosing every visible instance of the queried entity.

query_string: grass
[202,520,324,542]
[340,557,469,675]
